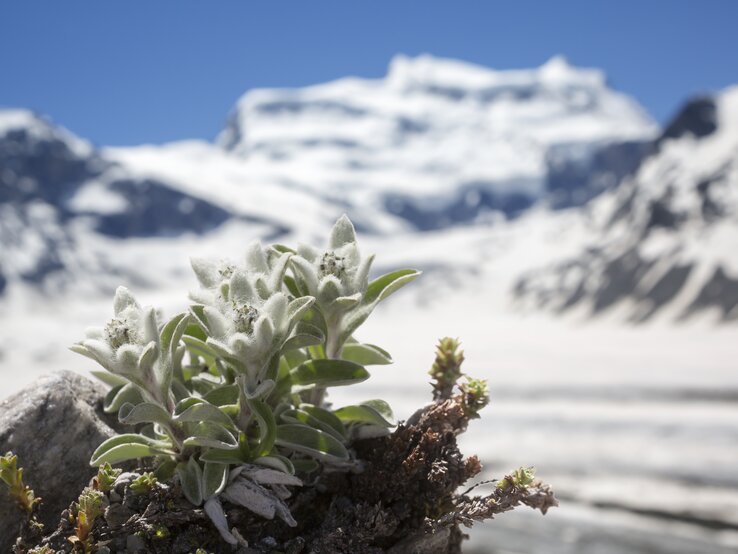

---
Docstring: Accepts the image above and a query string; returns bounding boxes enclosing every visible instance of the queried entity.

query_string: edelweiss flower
[190,241,291,306]
[190,242,313,386]
[72,287,163,402]
[291,215,374,317]
[290,215,374,357]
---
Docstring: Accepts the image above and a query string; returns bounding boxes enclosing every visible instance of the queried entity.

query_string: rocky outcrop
[0,371,117,551]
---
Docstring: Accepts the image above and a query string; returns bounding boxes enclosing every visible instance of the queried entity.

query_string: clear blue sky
[1,1,736,146]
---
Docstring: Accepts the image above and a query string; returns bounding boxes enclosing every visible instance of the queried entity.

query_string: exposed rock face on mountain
[515,88,738,321]
[218,55,657,229]
[0,110,233,294]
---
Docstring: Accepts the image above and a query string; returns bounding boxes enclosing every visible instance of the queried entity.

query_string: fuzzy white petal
[203,306,231,339]
[230,270,255,304]
[190,257,220,288]
[296,243,320,263]
[329,214,357,249]
[113,286,139,316]
[262,293,288,325]
[245,241,269,273]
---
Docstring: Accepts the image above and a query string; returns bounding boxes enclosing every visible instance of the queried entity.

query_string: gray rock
[0,370,116,551]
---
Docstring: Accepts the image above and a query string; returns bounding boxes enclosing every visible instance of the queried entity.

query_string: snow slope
[515,87,738,321]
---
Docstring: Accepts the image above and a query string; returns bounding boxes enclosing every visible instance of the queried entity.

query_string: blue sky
[1,1,736,146]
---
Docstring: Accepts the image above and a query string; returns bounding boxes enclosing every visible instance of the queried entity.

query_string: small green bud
[72,487,105,545]
[460,377,489,418]
[153,524,170,539]
[94,462,122,493]
[497,467,536,491]
[130,472,158,496]
[0,451,40,513]
[429,337,465,400]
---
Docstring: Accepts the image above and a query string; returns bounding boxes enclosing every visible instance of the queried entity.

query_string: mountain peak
[386,53,607,92]
[0,108,92,157]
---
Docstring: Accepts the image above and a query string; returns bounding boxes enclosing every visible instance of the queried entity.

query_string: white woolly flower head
[70,286,180,409]
[74,286,159,377]
[190,242,314,383]
[291,215,374,315]
[190,240,292,306]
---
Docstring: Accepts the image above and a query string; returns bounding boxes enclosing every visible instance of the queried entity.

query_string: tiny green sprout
[429,337,465,400]
[130,472,158,496]
[70,487,105,553]
[153,524,170,539]
[497,467,536,491]
[460,377,490,418]
[93,462,122,493]
[0,451,40,513]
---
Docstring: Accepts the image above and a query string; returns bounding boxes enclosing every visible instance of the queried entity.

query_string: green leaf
[154,459,177,481]
[300,404,347,438]
[288,296,315,322]
[177,458,203,506]
[247,398,277,458]
[190,377,218,396]
[171,380,191,403]
[90,434,172,466]
[184,322,208,341]
[203,384,239,406]
[290,359,369,389]
[160,312,189,358]
[200,448,245,464]
[283,274,303,297]
[282,321,324,351]
[364,269,421,305]
[253,455,295,475]
[173,400,234,428]
[103,383,144,414]
[202,462,228,499]
[275,424,348,461]
[334,403,394,427]
[173,397,203,415]
[118,402,171,426]
[281,409,344,442]
[89,370,128,388]
[272,243,297,255]
[291,458,320,474]
[342,343,393,366]
[283,349,308,370]
[183,422,239,450]
[188,305,210,333]
[361,399,396,425]
[182,335,217,360]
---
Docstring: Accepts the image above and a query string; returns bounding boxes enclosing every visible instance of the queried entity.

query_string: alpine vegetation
[71,215,420,545]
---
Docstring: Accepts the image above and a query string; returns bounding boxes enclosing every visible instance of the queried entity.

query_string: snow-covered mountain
[1,54,735,326]
[0,110,252,294]
[515,87,738,321]
[218,55,657,228]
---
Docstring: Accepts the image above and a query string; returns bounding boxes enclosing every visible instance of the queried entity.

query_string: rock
[0,370,116,551]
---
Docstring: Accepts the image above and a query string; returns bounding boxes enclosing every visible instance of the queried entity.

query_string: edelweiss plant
[72,215,420,545]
